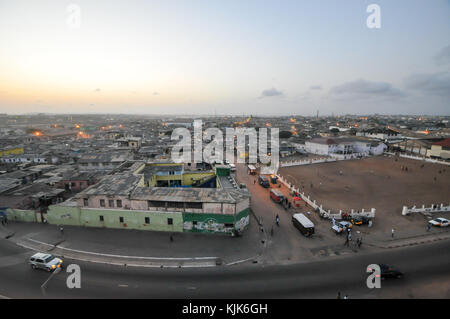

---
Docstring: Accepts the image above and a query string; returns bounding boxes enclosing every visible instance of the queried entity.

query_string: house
[47,165,250,235]
[305,137,386,156]
[78,152,133,172]
[357,127,400,141]
[428,139,450,160]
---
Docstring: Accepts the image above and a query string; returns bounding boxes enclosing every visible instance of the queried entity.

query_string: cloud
[94,88,101,93]
[434,45,450,66]
[153,92,159,95]
[330,79,405,99]
[404,72,450,97]
[310,85,322,90]
[260,87,284,98]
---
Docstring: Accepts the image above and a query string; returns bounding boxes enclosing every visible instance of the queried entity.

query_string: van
[292,213,315,237]
[270,189,284,203]
[258,175,270,188]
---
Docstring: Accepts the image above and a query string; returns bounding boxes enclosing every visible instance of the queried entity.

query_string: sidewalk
[5,217,265,268]
[365,228,450,249]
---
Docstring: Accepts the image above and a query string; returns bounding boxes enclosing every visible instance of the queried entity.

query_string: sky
[0,0,449,116]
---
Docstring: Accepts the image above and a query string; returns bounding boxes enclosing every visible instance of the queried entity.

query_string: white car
[428,218,450,227]
[230,164,236,172]
[331,221,353,234]
[29,253,63,271]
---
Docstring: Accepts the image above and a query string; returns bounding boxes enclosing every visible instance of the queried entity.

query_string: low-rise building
[47,165,250,235]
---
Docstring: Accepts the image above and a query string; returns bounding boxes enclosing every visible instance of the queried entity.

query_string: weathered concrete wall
[402,203,450,215]
[5,208,37,222]
[47,205,183,232]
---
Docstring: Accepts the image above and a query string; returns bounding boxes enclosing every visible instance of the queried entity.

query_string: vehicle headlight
[52,265,56,269]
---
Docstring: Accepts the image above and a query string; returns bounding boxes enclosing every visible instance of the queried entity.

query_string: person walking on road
[427,223,431,232]
[391,228,395,238]
[275,214,280,226]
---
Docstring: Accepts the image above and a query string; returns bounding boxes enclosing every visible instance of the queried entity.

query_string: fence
[280,153,369,168]
[402,203,450,215]
[276,174,375,220]
[384,152,450,166]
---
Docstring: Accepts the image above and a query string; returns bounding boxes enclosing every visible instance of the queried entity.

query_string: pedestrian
[344,235,349,246]
[332,217,336,226]
[260,225,264,233]
[254,179,256,184]
[337,292,341,299]
[427,223,431,232]
[276,214,280,226]
[348,232,352,241]
[59,225,64,234]
[391,228,395,238]
[170,234,173,242]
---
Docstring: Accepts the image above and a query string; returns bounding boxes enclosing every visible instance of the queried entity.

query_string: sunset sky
[0,0,449,115]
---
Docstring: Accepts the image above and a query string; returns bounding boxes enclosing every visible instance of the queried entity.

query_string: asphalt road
[1,237,449,298]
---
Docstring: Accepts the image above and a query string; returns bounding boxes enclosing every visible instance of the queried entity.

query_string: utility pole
[41,267,62,296]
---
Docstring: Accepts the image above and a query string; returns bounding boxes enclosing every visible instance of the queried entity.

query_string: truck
[270,189,284,203]
[247,165,256,175]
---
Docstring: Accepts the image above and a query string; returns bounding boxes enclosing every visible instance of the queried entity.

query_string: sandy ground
[279,155,450,238]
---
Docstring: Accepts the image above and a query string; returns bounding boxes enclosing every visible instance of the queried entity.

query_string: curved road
[1,238,449,299]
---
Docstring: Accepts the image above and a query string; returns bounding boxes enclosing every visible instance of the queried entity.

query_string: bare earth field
[279,155,450,238]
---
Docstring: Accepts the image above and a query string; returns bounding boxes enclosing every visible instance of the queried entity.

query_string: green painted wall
[47,205,183,232]
[5,208,37,222]
[182,208,250,234]
[46,202,250,235]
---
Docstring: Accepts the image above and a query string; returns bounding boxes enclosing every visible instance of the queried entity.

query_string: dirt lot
[279,155,450,238]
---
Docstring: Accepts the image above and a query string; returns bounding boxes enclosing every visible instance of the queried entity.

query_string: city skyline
[0,0,449,116]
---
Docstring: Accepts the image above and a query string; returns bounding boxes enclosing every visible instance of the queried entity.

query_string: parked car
[229,164,236,172]
[29,253,63,272]
[428,217,449,227]
[331,221,353,234]
[258,175,270,188]
[350,216,370,226]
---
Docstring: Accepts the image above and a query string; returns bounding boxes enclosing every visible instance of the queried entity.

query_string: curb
[366,232,450,249]
[15,237,260,268]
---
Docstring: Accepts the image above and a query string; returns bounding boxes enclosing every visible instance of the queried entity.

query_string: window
[99,215,104,222]
[83,198,88,206]
[167,201,184,209]
[145,217,150,224]
[119,217,124,223]
[100,199,105,207]
[224,223,234,228]
[108,200,114,208]
[168,218,173,225]
[186,202,202,209]
[117,200,122,208]
[148,200,165,208]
